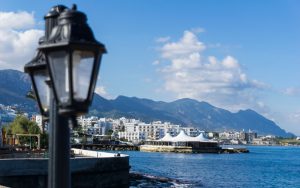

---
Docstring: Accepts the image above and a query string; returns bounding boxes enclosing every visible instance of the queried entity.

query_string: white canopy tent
[159,130,215,142]
[160,132,174,142]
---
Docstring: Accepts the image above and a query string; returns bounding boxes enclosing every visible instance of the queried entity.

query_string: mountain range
[0,69,294,137]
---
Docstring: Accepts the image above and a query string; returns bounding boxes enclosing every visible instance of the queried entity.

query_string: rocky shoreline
[130,172,202,187]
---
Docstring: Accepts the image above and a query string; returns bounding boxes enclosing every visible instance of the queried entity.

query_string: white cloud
[156,30,267,111]
[283,87,300,96]
[156,36,170,43]
[289,112,300,120]
[0,11,43,71]
[191,27,205,33]
[152,60,160,65]
[0,11,35,29]
[161,31,206,59]
[222,56,239,69]
[95,85,112,99]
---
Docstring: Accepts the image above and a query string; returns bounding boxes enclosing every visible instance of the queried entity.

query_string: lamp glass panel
[47,51,70,103]
[33,70,50,112]
[72,50,94,101]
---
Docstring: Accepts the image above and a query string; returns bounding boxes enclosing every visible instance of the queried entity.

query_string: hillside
[0,69,36,112]
[0,69,293,137]
[90,96,293,137]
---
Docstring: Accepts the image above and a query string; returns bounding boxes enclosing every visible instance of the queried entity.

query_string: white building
[78,116,112,135]
[95,118,112,135]
[34,115,43,132]
[78,117,204,143]
[181,127,201,137]
[78,116,99,131]
[118,131,147,143]
[118,119,182,142]
[219,131,240,140]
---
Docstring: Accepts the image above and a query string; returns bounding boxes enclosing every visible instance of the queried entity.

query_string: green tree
[107,129,113,136]
[9,115,41,134]
[7,115,41,148]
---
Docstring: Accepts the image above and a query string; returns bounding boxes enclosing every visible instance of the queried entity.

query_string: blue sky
[0,1,300,135]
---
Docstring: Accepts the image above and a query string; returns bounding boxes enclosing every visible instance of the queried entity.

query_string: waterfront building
[96,118,113,135]
[181,127,201,137]
[77,116,113,135]
[118,131,147,143]
[252,137,277,145]
[140,130,221,153]
[118,119,182,142]
[219,131,240,140]
[218,130,258,144]
[239,131,257,143]
[112,117,136,133]
[78,116,99,131]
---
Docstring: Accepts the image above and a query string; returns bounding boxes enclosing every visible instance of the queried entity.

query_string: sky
[0,0,300,135]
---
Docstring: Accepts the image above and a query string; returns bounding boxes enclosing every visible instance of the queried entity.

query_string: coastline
[125,146,300,188]
[129,172,201,188]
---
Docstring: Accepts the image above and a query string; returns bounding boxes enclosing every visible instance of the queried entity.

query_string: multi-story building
[78,116,99,131]
[182,127,201,137]
[112,117,138,133]
[96,118,112,135]
[77,116,112,135]
[78,117,206,143]
[118,120,182,142]
[152,121,180,138]
[118,131,147,143]
[239,131,257,143]
[219,131,240,140]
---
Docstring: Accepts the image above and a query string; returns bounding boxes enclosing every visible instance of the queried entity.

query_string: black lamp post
[39,4,106,116]
[24,50,50,116]
[24,4,106,188]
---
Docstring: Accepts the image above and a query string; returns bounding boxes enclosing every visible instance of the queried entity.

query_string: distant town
[1,103,299,149]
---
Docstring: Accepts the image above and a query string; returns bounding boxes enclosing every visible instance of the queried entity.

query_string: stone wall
[0,150,130,188]
[140,145,222,153]
[140,145,193,153]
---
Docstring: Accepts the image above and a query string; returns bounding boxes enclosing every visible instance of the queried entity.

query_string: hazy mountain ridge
[0,69,36,112]
[0,69,293,137]
[91,95,292,137]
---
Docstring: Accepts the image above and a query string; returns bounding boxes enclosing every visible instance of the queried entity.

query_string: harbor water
[123,146,300,187]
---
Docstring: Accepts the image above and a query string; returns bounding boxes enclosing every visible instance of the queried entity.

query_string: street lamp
[39,4,106,116]
[24,49,50,116]
[24,4,106,188]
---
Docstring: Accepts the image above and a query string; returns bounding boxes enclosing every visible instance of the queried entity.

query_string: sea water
[123,146,300,187]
